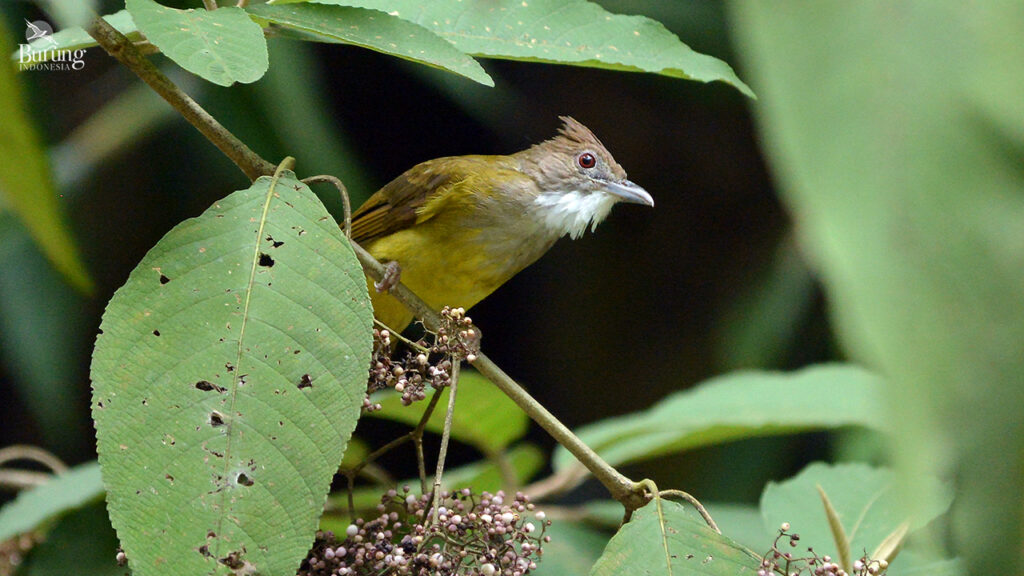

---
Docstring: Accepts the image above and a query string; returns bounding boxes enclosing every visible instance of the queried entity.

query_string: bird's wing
[351,155,499,243]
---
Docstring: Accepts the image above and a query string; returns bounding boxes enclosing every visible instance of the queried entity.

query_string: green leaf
[0,461,104,541]
[90,171,373,576]
[437,443,545,493]
[284,0,752,96]
[730,4,1024,573]
[554,364,885,471]
[328,443,544,514]
[126,0,268,86]
[591,498,760,576]
[248,3,493,87]
[0,19,93,293]
[367,368,529,453]
[759,463,953,563]
[18,500,123,576]
[704,502,773,552]
[0,216,93,455]
[531,519,609,576]
[10,10,138,63]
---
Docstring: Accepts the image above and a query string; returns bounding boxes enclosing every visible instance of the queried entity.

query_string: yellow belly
[363,226,508,331]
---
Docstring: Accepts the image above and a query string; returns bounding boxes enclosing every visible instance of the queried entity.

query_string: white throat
[533,190,618,240]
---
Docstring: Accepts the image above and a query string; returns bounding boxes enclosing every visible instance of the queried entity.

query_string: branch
[85,14,276,181]
[85,20,650,511]
[352,243,650,512]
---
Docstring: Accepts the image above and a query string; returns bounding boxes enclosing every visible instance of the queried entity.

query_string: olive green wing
[350,155,497,243]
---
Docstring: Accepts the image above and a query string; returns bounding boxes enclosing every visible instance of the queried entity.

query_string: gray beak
[601,179,654,207]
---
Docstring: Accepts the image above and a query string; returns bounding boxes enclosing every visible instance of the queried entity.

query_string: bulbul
[351,116,653,331]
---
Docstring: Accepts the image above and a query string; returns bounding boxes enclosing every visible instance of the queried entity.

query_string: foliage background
[1,0,798,494]
[2,1,1021,575]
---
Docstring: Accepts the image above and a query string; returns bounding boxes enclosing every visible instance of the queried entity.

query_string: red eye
[577,152,596,169]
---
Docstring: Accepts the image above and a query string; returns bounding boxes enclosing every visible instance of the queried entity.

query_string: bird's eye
[577,152,596,169]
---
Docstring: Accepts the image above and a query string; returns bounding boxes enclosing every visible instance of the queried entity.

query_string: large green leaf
[590,498,760,576]
[248,3,492,86]
[368,368,529,454]
[554,364,885,471]
[760,463,953,563]
[91,171,373,576]
[0,19,92,292]
[730,3,1024,574]
[281,0,753,96]
[126,0,269,86]
[0,461,104,541]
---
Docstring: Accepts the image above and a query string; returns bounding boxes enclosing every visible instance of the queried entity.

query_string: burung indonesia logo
[18,19,86,71]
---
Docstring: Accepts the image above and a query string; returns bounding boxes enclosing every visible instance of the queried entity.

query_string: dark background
[0,1,835,506]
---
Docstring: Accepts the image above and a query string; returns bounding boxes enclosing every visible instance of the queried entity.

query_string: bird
[350,116,653,332]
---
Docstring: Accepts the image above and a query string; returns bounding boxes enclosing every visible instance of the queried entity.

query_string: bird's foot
[375,261,402,293]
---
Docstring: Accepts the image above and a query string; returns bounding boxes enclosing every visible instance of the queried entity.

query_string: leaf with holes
[276,0,753,97]
[247,3,492,86]
[90,171,373,576]
[590,498,761,576]
[127,0,268,86]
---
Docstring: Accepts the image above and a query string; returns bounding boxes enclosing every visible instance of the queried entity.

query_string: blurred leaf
[126,0,268,86]
[282,0,753,96]
[705,502,772,552]
[886,552,962,576]
[0,216,92,456]
[0,19,92,293]
[731,3,1024,573]
[51,80,176,190]
[554,364,886,471]
[437,443,544,493]
[368,368,530,454]
[255,39,373,203]
[760,463,953,564]
[716,233,818,369]
[248,3,493,86]
[530,518,609,576]
[18,500,123,576]
[0,461,103,541]
[10,10,138,63]
[590,498,760,576]
[328,443,544,515]
[38,0,97,29]
[90,172,373,576]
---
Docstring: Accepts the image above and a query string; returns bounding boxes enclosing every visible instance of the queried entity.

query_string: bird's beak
[601,179,654,207]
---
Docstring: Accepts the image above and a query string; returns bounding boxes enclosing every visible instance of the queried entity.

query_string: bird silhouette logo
[25,20,58,48]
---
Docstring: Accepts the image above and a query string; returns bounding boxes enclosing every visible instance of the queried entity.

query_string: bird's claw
[375,261,402,293]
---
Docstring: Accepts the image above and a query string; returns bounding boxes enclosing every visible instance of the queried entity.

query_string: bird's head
[516,116,653,239]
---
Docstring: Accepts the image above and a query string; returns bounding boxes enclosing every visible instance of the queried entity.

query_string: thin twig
[660,489,720,533]
[351,241,649,512]
[0,469,55,491]
[0,445,68,473]
[202,0,218,10]
[374,319,430,353]
[302,174,352,239]
[415,388,445,494]
[490,449,519,492]
[85,15,275,181]
[430,359,460,524]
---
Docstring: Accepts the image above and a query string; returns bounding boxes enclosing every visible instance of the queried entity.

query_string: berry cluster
[759,524,888,576]
[365,307,480,410]
[301,488,549,576]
